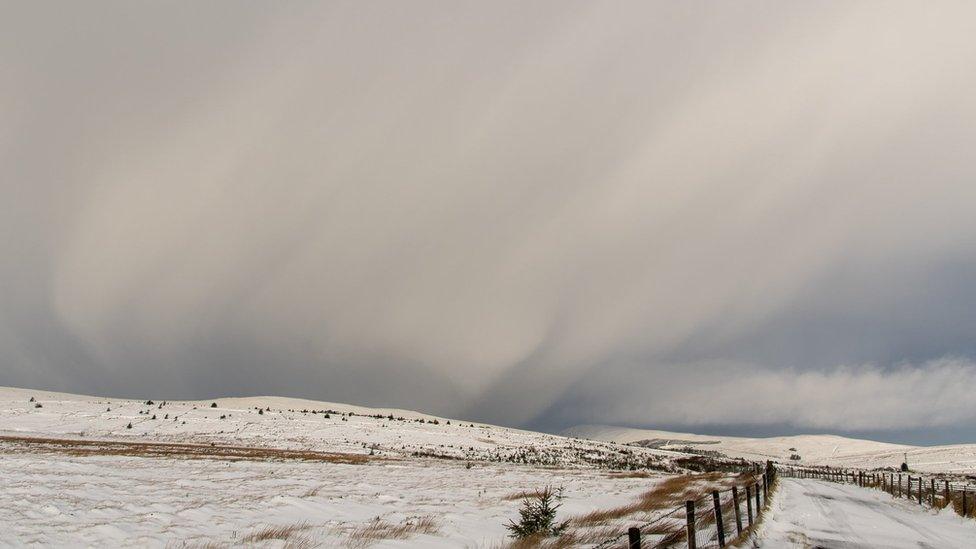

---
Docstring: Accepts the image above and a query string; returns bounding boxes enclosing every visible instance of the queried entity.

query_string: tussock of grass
[241,521,313,543]
[502,488,553,501]
[347,516,439,548]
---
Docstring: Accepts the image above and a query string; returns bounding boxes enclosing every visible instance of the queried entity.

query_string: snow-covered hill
[0,386,673,471]
[565,424,976,474]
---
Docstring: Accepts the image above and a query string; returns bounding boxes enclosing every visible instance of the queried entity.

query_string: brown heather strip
[0,434,374,464]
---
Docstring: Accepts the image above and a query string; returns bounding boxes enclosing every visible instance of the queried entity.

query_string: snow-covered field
[566,425,976,474]
[0,387,699,547]
[0,449,658,547]
[756,478,976,548]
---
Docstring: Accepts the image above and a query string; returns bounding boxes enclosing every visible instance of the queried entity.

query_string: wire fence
[779,465,976,519]
[592,462,777,548]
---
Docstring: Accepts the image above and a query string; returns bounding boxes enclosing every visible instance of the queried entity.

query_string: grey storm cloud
[3,1,976,441]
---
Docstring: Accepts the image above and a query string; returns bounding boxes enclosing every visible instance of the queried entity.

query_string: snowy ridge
[565,424,976,474]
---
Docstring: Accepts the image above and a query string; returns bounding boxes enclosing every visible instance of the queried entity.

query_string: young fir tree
[505,486,568,539]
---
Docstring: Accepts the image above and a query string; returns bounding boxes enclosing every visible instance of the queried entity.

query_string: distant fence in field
[780,465,976,520]
[593,462,777,549]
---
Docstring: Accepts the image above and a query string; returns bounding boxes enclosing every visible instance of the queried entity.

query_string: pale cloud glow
[2,2,976,442]
[559,358,976,431]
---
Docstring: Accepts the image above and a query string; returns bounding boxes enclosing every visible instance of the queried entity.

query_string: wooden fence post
[732,486,743,536]
[930,478,936,506]
[686,500,696,549]
[746,485,754,526]
[755,482,761,511]
[628,526,641,549]
[763,473,768,499]
[713,491,726,547]
[918,477,923,505]
[963,488,968,517]
[898,474,902,497]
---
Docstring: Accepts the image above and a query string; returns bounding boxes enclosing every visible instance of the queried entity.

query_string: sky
[3,2,976,445]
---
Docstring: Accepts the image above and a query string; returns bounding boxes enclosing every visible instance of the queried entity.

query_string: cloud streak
[2,2,976,441]
[549,358,976,431]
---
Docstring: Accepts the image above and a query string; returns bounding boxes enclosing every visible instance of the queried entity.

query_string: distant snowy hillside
[564,424,976,474]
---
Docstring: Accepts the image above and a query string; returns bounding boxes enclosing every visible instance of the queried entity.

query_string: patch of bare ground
[0,434,374,464]
[347,516,439,548]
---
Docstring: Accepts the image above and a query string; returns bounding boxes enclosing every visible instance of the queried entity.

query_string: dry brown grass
[0,434,374,465]
[347,516,439,548]
[502,487,553,501]
[167,541,227,549]
[573,473,724,527]
[241,521,314,543]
